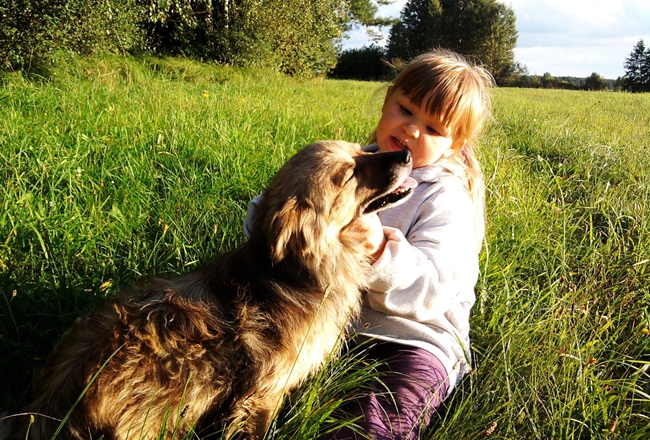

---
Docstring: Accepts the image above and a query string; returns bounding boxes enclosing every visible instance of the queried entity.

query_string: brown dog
[14,140,413,440]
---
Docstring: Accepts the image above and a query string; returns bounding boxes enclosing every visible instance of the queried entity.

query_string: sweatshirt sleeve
[365,184,479,323]
[243,194,263,238]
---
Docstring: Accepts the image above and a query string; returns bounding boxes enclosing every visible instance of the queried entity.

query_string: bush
[583,72,607,91]
[1,0,351,77]
[0,0,146,71]
[238,0,345,77]
[329,45,392,81]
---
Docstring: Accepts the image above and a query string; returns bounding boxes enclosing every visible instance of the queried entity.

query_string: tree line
[333,1,649,93]
[332,0,520,85]
[503,40,649,91]
[1,0,519,80]
[1,0,648,92]
[499,72,619,91]
[0,0,392,76]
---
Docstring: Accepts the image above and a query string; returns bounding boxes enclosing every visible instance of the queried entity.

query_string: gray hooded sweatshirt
[355,145,480,394]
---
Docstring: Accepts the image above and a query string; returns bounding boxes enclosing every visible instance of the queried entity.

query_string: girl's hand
[350,213,387,263]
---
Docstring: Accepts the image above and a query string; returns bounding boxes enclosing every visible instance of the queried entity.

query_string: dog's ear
[269,197,328,265]
[269,197,301,264]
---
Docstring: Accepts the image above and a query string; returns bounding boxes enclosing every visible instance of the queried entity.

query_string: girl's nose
[403,123,420,138]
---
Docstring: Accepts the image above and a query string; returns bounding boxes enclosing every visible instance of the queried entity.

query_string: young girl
[244,49,493,439]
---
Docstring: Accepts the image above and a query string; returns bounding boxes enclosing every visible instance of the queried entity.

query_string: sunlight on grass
[1,54,649,439]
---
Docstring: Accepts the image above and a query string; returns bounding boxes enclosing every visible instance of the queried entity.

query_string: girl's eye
[399,105,412,116]
[427,126,440,135]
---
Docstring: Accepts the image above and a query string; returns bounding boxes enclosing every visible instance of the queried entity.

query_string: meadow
[1,55,649,439]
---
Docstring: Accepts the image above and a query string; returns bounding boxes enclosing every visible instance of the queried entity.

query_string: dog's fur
[13,140,413,440]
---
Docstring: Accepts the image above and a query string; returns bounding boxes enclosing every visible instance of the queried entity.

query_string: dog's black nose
[384,149,411,164]
[358,149,412,171]
[398,149,411,164]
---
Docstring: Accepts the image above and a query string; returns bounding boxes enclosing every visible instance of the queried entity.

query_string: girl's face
[376,87,454,169]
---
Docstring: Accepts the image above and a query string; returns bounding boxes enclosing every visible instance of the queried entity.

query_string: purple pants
[324,341,449,440]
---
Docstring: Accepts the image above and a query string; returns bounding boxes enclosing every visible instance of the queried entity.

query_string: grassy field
[1,54,649,439]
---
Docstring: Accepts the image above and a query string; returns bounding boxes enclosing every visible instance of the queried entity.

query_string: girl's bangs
[396,67,480,142]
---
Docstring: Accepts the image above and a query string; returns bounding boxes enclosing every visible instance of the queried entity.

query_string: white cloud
[342,0,650,78]
[509,0,624,25]
[515,46,624,77]
[510,0,650,77]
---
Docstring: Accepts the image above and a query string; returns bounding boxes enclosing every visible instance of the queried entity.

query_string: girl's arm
[365,186,479,323]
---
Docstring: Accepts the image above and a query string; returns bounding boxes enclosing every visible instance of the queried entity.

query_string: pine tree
[623,39,650,92]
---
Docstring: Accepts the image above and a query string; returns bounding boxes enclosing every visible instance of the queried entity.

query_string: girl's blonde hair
[368,49,494,244]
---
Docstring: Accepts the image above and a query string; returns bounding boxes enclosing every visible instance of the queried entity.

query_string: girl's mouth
[391,136,409,151]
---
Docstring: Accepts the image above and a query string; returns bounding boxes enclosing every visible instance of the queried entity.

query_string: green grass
[1,54,649,439]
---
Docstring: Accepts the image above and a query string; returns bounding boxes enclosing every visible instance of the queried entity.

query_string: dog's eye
[333,166,355,187]
[343,167,355,185]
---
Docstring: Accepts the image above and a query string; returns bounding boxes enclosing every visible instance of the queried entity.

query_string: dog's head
[254,140,414,265]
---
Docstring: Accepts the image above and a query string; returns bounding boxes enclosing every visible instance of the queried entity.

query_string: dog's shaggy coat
[14,140,413,440]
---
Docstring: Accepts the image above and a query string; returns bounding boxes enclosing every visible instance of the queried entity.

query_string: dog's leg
[251,407,272,440]
[229,391,282,440]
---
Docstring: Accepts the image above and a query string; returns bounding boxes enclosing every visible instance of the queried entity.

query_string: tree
[583,72,606,91]
[385,0,443,61]
[1,0,389,76]
[385,0,518,83]
[142,0,351,76]
[623,39,650,92]
[347,0,397,28]
[240,0,349,76]
[144,0,400,77]
[330,45,391,81]
[541,72,556,88]
[614,76,624,91]
[0,0,145,71]
[438,0,517,81]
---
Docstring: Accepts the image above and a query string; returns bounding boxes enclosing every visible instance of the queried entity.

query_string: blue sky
[343,0,650,79]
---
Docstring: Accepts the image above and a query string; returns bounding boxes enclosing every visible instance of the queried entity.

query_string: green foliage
[347,0,396,27]
[329,45,392,81]
[385,0,442,61]
[142,0,348,76]
[541,71,556,88]
[0,0,390,77]
[503,73,619,91]
[237,0,348,77]
[623,39,650,93]
[583,72,607,91]
[139,0,243,60]
[0,0,146,71]
[1,55,649,438]
[386,0,518,83]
